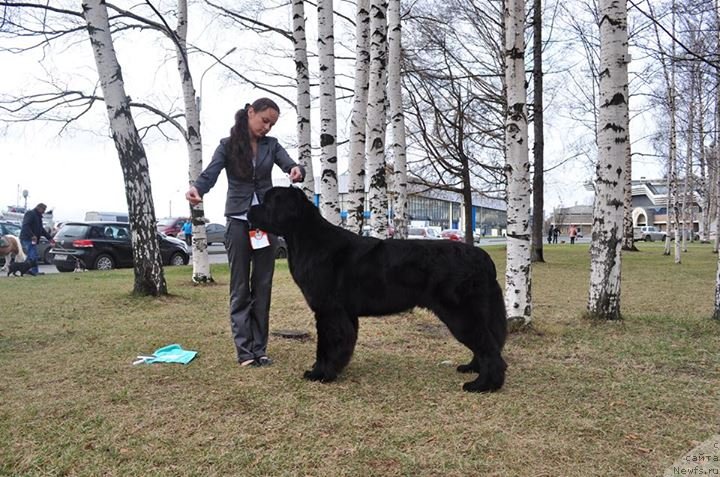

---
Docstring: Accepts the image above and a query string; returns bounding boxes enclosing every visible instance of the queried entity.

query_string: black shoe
[255,356,273,367]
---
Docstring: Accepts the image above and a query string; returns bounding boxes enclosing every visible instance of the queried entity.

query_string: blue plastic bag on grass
[133,344,197,365]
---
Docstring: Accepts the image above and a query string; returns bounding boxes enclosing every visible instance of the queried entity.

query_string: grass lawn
[1,242,718,476]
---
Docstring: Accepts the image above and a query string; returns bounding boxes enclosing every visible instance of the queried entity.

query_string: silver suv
[633,225,666,242]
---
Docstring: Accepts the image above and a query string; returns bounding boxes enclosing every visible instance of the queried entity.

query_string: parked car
[177,222,227,245]
[0,220,55,264]
[51,222,189,272]
[36,237,55,264]
[156,217,190,237]
[407,227,442,240]
[633,225,667,242]
[441,229,464,241]
[0,220,21,237]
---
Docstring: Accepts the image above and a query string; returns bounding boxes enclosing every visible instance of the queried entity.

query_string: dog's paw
[303,368,336,383]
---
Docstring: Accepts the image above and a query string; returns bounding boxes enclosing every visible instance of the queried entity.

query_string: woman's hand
[186,186,202,205]
[288,166,303,183]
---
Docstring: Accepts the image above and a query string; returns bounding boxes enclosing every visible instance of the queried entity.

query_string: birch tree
[504,0,532,327]
[293,0,315,201]
[172,0,212,283]
[345,0,371,234]
[587,0,629,321]
[366,0,389,239]
[387,0,408,239]
[647,0,681,260]
[531,0,545,262]
[82,0,167,296]
[318,0,341,224]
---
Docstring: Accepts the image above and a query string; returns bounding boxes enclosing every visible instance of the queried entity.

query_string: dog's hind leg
[304,307,359,383]
[434,305,507,393]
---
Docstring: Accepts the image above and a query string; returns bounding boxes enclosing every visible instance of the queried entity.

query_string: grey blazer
[193,136,305,217]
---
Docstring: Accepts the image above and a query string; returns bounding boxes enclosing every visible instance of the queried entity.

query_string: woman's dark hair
[227,97,280,179]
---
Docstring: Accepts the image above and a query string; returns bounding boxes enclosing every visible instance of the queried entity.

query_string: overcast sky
[0,2,662,224]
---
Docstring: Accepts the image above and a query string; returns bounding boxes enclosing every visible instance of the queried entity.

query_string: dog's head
[248,186,313,235]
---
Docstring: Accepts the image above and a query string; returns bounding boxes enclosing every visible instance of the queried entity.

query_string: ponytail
[226,98,280,180]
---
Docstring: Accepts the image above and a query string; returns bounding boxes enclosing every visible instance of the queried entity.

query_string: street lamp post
[195,47,237,117]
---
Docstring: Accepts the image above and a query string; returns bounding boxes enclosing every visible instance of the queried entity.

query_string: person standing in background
[20,203,52,276]
[181,220,192,247]
[569,224,578,244]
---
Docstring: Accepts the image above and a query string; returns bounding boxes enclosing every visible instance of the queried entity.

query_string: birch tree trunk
[587,0,629,321]
[366,0,389,239]
[346,0,371,235]
[317,0,340,224]
[670,3,681,263]
[660,1,679,260]
[531,0,545,263]
[293,0,314,201]
[82,0,167,296]
[175,0,212,283]
[504,0,532,327]
[698,71,709,242]
[682,71,695,253]
[387,0,407,239]
[622,111,636,251]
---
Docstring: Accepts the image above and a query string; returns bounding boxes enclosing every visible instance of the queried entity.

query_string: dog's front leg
[304,307,359,383]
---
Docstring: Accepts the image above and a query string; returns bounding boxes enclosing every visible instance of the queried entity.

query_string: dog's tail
[8,235,26,262]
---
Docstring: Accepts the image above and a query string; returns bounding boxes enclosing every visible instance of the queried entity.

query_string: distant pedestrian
[182,220,192,247]
[547,225,554,244]
[20,203,52,276]
[569,224,578,245]
[552,226,560,244]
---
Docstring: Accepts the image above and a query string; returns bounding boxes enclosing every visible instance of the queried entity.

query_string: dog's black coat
[248,186,507,392]
[7,259,37,277]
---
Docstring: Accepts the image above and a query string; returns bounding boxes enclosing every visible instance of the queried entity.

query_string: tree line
[0,0,718,321]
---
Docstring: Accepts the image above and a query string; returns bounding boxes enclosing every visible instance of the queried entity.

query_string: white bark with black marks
[346,0,371,235]
[387,0,407,239]
[293,0,314,201]
[175,0,212,283]
[588,0,629,320]
[366,0,389,239]
[82,0,167,296]
[317,0,340,224]
[504,0,532,326]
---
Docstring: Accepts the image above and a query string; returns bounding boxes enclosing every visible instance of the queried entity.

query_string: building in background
[551,178,711,238]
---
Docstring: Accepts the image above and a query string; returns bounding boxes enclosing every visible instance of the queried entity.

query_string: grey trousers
[225,219,277,362]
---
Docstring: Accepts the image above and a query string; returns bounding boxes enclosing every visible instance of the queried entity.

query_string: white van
[84,211,129,222]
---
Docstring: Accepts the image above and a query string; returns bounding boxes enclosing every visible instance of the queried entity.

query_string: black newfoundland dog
[248,186,507,392]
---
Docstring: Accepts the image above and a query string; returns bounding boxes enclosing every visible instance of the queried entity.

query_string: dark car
[177,222,226,245]
[0,220,21,237]
[157,217,190,237]
[0,220,55,264]
[51,222,189,272]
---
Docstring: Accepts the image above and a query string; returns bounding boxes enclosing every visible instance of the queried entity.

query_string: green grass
[1,242,719,476]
